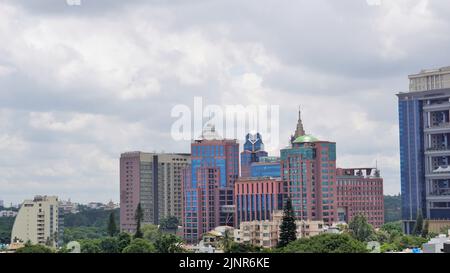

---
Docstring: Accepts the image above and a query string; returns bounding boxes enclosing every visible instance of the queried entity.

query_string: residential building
[0,210,18,218]
[250,156,281,178]
[0,200,4,208]
[281,110,337,225]
[336,168,384,228]
[182,123,239,244]
[397,67,450,233]
[120,152,190,233]
[234,177,284,227]
[11,196,63,247]
[234,210,325,248]
[59,199,79,214]
[240,132,268,177]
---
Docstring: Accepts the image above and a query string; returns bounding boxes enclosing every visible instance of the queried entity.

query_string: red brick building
[336,168,384,228]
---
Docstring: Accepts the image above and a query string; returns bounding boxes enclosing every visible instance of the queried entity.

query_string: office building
[11,196,63,247]
[250,156,281,178]
[397,67,450,233]
[234,177,284,227]
[240,132,268,177]
[182,123,239,244]
[336,168,384,228]
[281,110,337,225]
[120,152,190,233]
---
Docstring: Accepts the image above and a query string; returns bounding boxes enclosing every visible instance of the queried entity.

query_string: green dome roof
[293,135,320,143]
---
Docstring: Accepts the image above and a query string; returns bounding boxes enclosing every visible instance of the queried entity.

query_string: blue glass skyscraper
[398,67,450,233]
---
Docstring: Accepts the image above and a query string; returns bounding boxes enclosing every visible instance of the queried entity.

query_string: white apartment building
[11,196,63,247]
[234,210,326,248]
[0,210,18,217]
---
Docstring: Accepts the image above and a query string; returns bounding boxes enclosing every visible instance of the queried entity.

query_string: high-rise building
[397,67,450,233]
[11,196,63,247]
[234,177,284,227]
[0,200,3,208]
[281,111,337,225]
[182,124,239,244]
[250,156,281,178]
[240,132,268,177]
[120,152,190,233]
[336,168,384,228]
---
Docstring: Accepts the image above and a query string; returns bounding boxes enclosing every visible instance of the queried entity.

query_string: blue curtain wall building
[182,126,239,244]
[397,87,450,233]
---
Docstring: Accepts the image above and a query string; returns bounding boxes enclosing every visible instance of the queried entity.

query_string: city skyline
[4,0,450,204]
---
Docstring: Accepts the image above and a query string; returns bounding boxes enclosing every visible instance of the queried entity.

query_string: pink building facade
[234,177,284,227]
[336,168,384,228]
[182,125,239,244]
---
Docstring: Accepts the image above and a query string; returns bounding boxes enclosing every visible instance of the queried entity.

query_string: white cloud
[4,0,450,203]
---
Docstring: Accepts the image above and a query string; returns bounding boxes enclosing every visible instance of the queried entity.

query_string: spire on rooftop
[294,106,305,138]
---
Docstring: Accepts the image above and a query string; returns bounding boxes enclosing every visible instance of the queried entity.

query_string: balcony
[423,102,450,112]
[426,146,450,156]
[425,122,450,133]
[426,166,450,178]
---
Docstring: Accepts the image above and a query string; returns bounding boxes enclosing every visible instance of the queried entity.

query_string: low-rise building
[234,210,326,248]
[59,199,79,214]
[422,235,450,253]
[0,210,18,217]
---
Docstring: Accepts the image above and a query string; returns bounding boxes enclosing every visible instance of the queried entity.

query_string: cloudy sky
[1,0,449,205]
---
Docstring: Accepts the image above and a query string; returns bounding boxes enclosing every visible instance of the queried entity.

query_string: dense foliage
[278,233,368,253]
[278,198,297,248]
[0,217,15,244]
[384,194,401,223]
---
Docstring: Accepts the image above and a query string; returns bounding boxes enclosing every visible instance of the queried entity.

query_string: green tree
[15,244,53,253]
[80,239,102,253]
[134,203,144,239]
[278,198,297,248]
[122,238,156,253]
[412,211,423,236]
[117,232,132,252]
[99,237,120,253]
[219,229,233,253]
[159,216,179,232]
[226,242,262,253]
[384,194,401,222]
[142,224,161,243]
[155,233,184,253]
[279,233,367,253]
[421,220,429,238]
[108,212,117,237]
[348,214,374,242]
[393,235,427,250]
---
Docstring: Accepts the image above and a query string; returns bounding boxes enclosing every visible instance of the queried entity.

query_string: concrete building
[0,210,18,217]
[234,210,325,248]
[336,168,384,228]
[11,196,63,247]
[281,110,337,225]
[422,235,450,253]
[59,199,79,214]
[240,132,268,177]
[234,177,284,227]
[120,152,190,233]
[397,67,450,233]
[182,124,239,244]
[250,156,281,178]
[0,200,4,208]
